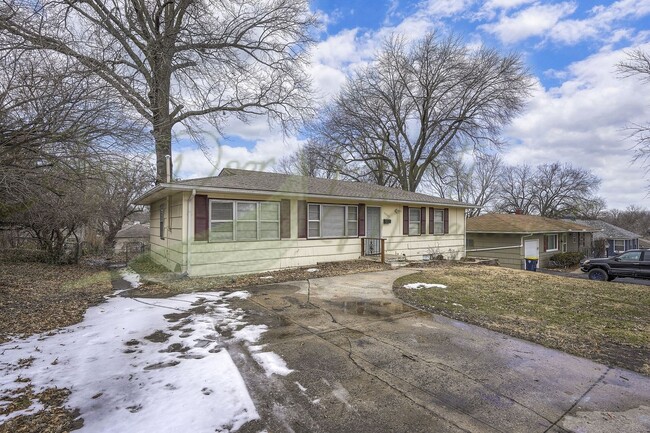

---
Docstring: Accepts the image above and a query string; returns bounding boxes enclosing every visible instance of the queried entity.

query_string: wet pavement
[228,269,650,433]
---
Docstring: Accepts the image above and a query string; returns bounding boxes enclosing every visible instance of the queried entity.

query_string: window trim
[613,239,626,253]
[545,234,558,252]
[208,199,280,242]
[307,203,359,239]
[408,207,421,236]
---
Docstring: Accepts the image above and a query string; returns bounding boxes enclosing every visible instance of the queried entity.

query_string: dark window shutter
[403,206,409,235]
[194,195,208,241]
[543,236,548,252]
[280,199,291,239]
[420,207,426,235]
[358,204,366,237]
[429,207,434,234]
[443,208,449,234]
[297,200,307,238]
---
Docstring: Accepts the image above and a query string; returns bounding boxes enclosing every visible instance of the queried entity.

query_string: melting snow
[120,268,141,288]
[250,352,294,377]
[403,283,447,289]
[0,289,293,432]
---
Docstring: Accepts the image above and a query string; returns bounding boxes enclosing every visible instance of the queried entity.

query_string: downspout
[185,189,196,276]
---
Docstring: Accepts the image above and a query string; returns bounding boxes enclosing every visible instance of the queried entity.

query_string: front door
[365,207,381,256]
[524,239,539,269]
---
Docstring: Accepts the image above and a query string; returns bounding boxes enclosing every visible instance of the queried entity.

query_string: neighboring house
[134,169,472,276]
[565,219,640,257]
[466,213,595,270]
[114,223,150,253]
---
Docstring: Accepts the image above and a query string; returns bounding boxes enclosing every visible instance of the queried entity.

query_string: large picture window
[408,208,421,236]
[209,200,279,242]
[308,204,358,238]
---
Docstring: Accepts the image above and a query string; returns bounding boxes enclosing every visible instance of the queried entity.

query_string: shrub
[549,252,585,268]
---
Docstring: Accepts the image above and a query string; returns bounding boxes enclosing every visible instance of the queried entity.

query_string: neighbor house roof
[564,219,640,241]
[467,213,596,234]
[115,223,150,239]
[135,168,474,207]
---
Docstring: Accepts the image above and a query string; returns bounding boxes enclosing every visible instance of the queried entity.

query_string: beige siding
[148,192,468,276]
[149,193,187,272]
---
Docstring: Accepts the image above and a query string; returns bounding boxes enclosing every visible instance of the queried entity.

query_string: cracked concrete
[230,269,650,433]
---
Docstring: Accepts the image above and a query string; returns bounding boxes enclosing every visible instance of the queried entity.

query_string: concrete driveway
[228,269,650,433]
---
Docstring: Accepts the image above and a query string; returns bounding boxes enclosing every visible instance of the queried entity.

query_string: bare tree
[0,0,316,182]
[617,48,650,185]
[91,157,155,250]
[424,151,502,216]
[309,32,532,192]
[0,50,149,262]
[496,164,535,214]
[274,141,339,179]
[497,162,602,217]
[602,205,650,236]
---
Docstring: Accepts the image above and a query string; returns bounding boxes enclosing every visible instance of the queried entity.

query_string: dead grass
[129,258,393,298]
[0,262,113,343]
[394,263,650,375]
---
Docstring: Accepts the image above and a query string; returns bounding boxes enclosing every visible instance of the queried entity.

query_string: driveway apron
[227,269,650,433]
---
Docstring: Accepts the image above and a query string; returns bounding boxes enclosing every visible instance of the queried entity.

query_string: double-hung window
[308,204,358,238]
[545,234,558,251]
[613,239,625,253]
[209,200,279,242]
[433,209,444,234]
[408,208,421,236]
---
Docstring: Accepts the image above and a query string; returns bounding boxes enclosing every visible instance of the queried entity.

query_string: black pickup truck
[580,249,650,281]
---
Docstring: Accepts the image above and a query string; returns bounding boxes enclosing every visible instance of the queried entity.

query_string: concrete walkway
[229,269,650,433]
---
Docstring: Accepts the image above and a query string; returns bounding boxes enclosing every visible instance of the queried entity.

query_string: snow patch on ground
[251,352,294,377]
[225,291,251,300]
[403,283,447,289]
[306,268,319,273]
[0,290,291,432]
[120,268,141,288]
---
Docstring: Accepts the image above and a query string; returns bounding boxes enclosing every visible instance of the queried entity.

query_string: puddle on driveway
[325,299,415,318]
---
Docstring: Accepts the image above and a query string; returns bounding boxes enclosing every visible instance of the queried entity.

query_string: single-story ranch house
[134,169,473,276]
[466,213,596,270]
[564,219,641,257]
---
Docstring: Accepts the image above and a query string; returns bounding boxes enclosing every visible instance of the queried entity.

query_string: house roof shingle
[136,168,472,207]
[565,219,640,241]
[115,224,150,238]
[467,213,596,234]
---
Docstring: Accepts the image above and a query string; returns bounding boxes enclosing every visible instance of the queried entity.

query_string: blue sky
[175,0,650,210]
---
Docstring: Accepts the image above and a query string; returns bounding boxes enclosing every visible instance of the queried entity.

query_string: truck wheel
[588,268,608,281]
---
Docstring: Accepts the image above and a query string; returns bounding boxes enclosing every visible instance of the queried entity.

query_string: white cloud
[174,132,304,180]
[480,0,650,46]
[425,0,474,17]
[503,45,650,208]
[480,2,577,44]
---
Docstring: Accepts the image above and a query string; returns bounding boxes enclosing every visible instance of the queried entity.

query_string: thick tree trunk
[151,53,173,184]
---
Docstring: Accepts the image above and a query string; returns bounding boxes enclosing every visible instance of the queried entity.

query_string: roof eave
[134,183,475,208]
